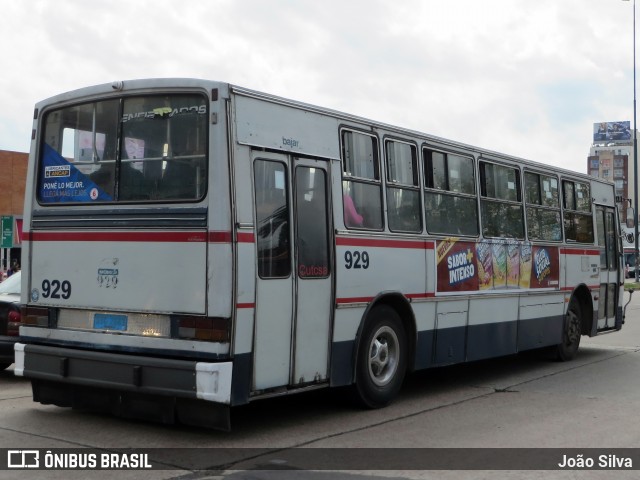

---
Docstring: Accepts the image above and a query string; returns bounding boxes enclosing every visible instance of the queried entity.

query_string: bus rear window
[38,94,208,204]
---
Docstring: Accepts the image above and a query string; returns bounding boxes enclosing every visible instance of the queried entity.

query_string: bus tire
[353,305,407,408]
[556,298,582,361]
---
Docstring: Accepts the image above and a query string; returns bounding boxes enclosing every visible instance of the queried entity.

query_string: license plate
[93,313,128,331]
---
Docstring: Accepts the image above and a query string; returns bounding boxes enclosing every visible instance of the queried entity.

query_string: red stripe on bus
[210,231,255,243]
[336,237,435,250]
[337,292,433,304]
[24,231,207,242]
[237,232,255,243]
[236,303,256,309]
[560,248,600,256]
[209,231,232,243]
[336,296,375,304]
[406,292,436,299]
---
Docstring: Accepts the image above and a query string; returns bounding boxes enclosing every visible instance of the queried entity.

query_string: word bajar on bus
[16,79,624,430]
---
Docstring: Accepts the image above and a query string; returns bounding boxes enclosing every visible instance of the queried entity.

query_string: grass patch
[624,281,640,292]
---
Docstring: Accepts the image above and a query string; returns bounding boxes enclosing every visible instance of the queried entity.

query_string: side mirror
[627,207,635,228]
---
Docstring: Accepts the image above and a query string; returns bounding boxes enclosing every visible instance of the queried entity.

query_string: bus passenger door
[291,158,333,385]
[253,155,294,390]
[596,206,620,330]
[252,154,333,391]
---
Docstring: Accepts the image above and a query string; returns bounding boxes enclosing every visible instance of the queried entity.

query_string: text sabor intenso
[558,454,632,469]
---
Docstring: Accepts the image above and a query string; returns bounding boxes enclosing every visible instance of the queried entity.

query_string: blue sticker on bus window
[39,144,112,203]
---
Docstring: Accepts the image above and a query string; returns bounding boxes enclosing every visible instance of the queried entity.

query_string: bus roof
[36,77,608,186]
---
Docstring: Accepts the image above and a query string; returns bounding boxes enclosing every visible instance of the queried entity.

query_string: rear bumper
[14,342,233,430]
[15,342,232,402]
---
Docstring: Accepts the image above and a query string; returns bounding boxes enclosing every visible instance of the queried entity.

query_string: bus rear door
[252,152,333,391]
[596,206,621,331]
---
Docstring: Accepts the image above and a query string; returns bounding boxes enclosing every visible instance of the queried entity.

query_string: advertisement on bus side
[436,238,559,293]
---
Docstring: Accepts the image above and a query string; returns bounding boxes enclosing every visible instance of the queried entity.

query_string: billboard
[593,121,632,142]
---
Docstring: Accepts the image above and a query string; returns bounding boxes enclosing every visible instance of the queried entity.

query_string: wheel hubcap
[368,326,399,387]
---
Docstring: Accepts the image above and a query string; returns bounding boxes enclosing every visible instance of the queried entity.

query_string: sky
[0,0,635,174]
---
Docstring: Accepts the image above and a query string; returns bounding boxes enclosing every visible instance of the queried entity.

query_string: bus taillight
[176,316,230,342]
[7,310,21,336]
[21,306,50,327]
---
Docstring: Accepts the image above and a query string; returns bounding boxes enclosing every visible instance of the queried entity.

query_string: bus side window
[423,149,478,236]
[524,171,561,242]
[562,179,594,243]
[254,160,291,278]
[479,161,524,239]
[295,166,330,277]
[341,130,383,230]
[386,140,421,233]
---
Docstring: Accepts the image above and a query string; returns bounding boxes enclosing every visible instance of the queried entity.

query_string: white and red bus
[15,79,623,430]
[621,224,637,277]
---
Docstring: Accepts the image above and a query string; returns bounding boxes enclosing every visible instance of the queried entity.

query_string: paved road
[1,290,640,479]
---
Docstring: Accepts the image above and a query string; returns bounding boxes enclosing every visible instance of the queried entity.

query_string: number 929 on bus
[41,279,72,300]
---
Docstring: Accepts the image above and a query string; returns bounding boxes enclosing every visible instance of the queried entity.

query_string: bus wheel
[556,298,582,361]
[354,305,407,408]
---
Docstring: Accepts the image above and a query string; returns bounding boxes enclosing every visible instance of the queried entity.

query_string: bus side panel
[208,109,233,318]
[466,297,518,362]
[209,243,232,317]
[563,250,599,292]
[413,302,437,370]
[234,239,256,354]
[230,143,257,399]
[330,308,363,387]
[517,294,564,350]
[434,300,467,366]
[335,241,427,306]
[229,232,255,405]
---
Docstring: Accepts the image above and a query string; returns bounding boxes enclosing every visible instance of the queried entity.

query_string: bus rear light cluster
[176,316,229,342]
[7,310,22,336]
[20,306,50,327]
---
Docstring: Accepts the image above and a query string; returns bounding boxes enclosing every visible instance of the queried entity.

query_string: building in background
[0,149,28,273]
[588,121,635,224]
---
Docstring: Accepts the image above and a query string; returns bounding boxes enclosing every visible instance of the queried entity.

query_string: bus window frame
[339,127,384,231]
[35,92,210,206]
[254,158,293,280]
[422,145,479,238]
[384,137,422,234]
[523,169,562,243]
[478,159,524,240]
[561,177,595,244]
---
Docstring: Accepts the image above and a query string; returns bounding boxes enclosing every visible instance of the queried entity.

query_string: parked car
[0,271,21,370]
[625,253,639,279]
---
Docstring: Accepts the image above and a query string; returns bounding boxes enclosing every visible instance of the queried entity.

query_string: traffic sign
[1,216,13,248]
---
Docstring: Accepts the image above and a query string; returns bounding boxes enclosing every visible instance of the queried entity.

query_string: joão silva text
[558,454,632,469]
